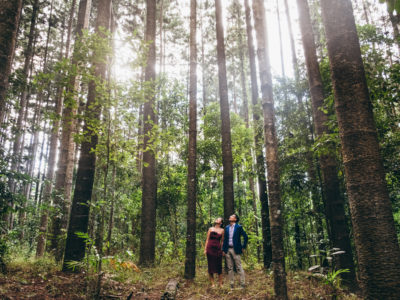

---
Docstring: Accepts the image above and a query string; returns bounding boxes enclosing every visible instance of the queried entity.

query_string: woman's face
[215,218,223,226]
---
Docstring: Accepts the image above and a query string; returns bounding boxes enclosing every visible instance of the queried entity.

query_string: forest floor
[0,255,361,300]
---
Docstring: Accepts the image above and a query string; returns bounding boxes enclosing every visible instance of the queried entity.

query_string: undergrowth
[0,251,361,299]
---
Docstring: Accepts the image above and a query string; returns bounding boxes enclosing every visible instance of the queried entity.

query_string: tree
[36,0,77,258]
[296,0,356,285]
[215,0,235,223]
[243,0,272,269]
[252,0,288,298]
[8,0,40,196]
[63,0,112,271]
[184,0,197,280]
[49,0,92,262]
[139,0,157,266]
[0,0,23,123]
[320,0,400,297]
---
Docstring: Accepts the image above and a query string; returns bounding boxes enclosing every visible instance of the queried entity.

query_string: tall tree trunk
[294,218,303,269]
[284,0,326,259]
[158,0,163,74]
[362,0,371,25]
[22,0,56,240]
[63,0,112,271]
[252,1,288,298]
[65,0,77,59]
[50,0,91,261]
[215,0,235,223]
[36,0,73,257]
[200,2,207,115]
[283,0,300,100]
[296,0,356,286]
[243,0,272,269]
[139,0,157,267]
[320,0,400,297]
[184,0,197,280]
[0,0,23,122]
[388,10,400,52]
[275,0,286,78]
[234,0,260,261]
[106,164,116,256]
[9,0,40,194]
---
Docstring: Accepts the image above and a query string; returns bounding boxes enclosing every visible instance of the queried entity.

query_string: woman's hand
[204,249,207,255]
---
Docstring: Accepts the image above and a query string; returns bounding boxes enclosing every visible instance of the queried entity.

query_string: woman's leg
[218,273,223,287]
[208,273,215,287]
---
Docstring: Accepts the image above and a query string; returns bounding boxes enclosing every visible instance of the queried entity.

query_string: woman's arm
[204,228,211,254]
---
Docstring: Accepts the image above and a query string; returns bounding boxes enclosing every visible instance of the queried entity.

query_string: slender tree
[63,0,112,271]
[388,9,400,51]
[233,0,260,260]
[296,0,356,285]
[139,0,157,266]
[106,164,116,255]
[320,0,400,297]
[36,0,76,257]
[215,0,235,223]
[50,0,92,261]
[8,0,40,195]
[243,0,272,268]
[252,0,287,298]
[0,0,23,123]
[184,0,197,280]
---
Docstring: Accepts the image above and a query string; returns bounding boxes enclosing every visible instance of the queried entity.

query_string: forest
[0,0,399,299]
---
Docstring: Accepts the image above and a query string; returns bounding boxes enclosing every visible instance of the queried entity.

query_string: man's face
[229,215,236,224]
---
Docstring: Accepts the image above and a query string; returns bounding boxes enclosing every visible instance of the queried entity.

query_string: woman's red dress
[206,231,223,274]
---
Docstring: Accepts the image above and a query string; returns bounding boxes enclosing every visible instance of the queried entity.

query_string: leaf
[308,265,320,272]
[331,250,346,256]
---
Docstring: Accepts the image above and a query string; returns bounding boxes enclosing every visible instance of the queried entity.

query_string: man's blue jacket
[222,223,248,254]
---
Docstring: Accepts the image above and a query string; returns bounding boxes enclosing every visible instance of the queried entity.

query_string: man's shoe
[230,283,234,289]
[240,284,245,289]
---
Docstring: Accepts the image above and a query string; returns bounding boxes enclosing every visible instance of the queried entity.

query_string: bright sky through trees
[112,0,390,87]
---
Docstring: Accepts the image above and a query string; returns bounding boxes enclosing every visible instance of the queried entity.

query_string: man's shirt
[229,224,235,246]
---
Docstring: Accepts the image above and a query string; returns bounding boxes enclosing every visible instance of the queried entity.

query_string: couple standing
[204,214,248,288]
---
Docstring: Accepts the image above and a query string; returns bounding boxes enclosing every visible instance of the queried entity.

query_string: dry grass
[0,256,362,299]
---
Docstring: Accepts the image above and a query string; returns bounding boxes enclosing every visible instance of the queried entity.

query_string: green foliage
[324,268,349,289]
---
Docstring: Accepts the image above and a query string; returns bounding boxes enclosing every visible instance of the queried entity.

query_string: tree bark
[243,0,272,269]
[283,0,300,101]
[200,2,207,115]
[50,0,91,262]
[139,0,157,267]
[106,164,116,255]
[215,0,235,224]
[296,0,356,286]
[252,1,288,298]
[36,0,74,257]
[294,218,303,269]
[320,0,400,297]
[63,0,112,271]
[8,0,40,195]
[0,0,23,123]
[184,0,197,280]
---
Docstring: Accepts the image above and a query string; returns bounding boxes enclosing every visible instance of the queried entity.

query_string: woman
[204,217,224,287]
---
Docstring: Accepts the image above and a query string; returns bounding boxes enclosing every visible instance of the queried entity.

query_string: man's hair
[234,213,240,223]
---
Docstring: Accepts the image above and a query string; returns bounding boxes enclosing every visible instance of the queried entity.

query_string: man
[222,214,248,289]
